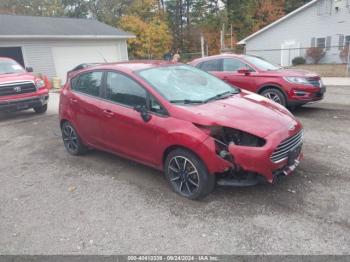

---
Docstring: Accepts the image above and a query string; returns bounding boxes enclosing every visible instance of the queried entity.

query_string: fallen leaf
[68,186,76,192]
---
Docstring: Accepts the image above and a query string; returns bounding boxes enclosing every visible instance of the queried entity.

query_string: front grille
[0,81,36,97]
[270,130,303,163]
[307,78,321,87]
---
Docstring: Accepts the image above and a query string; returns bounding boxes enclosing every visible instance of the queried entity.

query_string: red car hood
[171,91,298,138]
[0,72,35,83]
[260,69,320,79]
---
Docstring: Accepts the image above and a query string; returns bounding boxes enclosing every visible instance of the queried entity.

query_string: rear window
[71,71,103,97]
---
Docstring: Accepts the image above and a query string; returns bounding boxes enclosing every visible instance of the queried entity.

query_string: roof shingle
[0,14,134,38]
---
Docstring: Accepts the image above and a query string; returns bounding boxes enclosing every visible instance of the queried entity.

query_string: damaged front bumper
[196,125,303,186]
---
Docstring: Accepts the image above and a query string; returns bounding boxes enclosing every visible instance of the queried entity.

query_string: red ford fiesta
[59,61,303,199]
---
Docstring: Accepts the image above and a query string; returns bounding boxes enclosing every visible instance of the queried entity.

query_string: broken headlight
[195,125,266,147]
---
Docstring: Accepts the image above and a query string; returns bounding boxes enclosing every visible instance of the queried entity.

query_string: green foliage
[284,0,311,13]
[292,56,306,66]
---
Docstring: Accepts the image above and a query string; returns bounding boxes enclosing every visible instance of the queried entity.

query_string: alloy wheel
[168,156,200,197]
[263,92,282,104]
[62,124,78,153]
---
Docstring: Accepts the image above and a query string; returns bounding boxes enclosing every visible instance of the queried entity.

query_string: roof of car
[191,54,246,64]
[77,60,181,73]
[0,57,15,61]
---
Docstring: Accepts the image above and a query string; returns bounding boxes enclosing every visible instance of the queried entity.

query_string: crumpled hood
[0,72,35,84]
[171,91,298,138]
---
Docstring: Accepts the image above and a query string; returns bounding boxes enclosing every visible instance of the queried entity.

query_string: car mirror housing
[237,67,250,75]
[26,67,34,72]
[134,104,152,122]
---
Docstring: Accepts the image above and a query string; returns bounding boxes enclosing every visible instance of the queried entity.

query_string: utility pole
[221,23,225,52]
[347,47,350,76]
[201,34,205,58]
[230,24,233,49]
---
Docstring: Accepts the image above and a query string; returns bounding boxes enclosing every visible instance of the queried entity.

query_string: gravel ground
[0,87,349,255]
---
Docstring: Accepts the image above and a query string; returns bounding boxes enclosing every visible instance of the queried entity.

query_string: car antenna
[97,51,108,63]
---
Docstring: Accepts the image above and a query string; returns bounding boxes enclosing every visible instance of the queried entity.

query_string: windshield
[244,56,280,71]
[0,60,25,74]
[138,65,239,104]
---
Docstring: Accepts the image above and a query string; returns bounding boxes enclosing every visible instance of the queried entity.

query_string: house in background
[0,14,134,82]
[238,0,350,66]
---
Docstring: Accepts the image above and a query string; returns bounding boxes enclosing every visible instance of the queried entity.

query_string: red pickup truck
[0,57,49,113]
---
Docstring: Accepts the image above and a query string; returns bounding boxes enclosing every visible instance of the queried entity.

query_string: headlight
[35,79,45,89]
[284,76,309,85]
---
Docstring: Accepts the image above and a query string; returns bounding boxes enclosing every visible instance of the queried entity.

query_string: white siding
[0,39,129,79]
[244,0,350,65]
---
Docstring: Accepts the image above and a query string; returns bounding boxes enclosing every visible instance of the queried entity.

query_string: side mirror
[237,67,250,75]
[134,104,152,122]
[26,67,33,72]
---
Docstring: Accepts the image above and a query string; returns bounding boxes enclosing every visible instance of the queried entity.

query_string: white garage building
[0,14,134,82]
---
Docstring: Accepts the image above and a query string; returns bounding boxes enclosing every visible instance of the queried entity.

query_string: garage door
[0,47,25,67]
[51,45,119,83]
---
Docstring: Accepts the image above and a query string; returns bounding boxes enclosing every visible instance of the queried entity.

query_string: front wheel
[33,104,47,114]
[261,88,286,107]
[164,149,215,200]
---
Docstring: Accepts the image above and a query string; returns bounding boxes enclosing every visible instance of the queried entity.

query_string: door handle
[70,98,78,103]
[103,109,114,117]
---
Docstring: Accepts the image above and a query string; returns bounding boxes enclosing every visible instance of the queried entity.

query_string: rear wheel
[33,104,47,114]
[261,88,286,107]
[164,149,215,200]
[61,121,87,155]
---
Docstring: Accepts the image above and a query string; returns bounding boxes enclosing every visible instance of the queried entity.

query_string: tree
[119,0,172,59]
[252,0,285,32]
[284,0,311,13]
[340,45,350,64]
[0,0,65,16]
[306,47,326,64]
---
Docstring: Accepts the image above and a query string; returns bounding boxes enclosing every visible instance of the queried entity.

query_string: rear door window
[198,59,222,71]
[71,71,103,97]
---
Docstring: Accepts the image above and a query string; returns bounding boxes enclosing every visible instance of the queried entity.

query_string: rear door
[69,71,104,146]
[198,59,222,76]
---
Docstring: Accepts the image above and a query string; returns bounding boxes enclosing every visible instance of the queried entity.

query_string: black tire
[164,148,215,200]
[260,88,286,107]
[33,104,47,114]
[288,104,304,111]
[61,121,87,155]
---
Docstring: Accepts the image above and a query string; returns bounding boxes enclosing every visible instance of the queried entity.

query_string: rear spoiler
[66,63,101,79]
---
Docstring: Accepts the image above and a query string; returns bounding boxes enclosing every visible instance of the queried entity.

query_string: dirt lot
[0,87,349,255]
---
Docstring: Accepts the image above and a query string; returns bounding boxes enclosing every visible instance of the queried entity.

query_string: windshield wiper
[170,99,204,104]
[204,90,238,103]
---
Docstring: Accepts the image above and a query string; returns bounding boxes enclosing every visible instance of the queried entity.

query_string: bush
[292,56,306,66]
[306,47,326,64]
[339,45,349,63]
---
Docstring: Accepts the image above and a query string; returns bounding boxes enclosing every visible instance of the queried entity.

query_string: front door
[214,58,257,92]
[99,71,160,165]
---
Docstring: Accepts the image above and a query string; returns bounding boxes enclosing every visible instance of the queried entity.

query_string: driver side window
[106,71,147,108]
[223,59,246,72]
